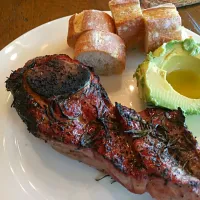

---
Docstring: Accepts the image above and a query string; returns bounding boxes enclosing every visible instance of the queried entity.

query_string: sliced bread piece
[67,10,116,48]
[109,0,144,49]
[143,3,182,53]
[74,30,126,76]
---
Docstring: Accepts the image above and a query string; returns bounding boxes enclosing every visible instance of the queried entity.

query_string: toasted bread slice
[67,10,116,48]
[143,3,182,52]
[74,30,126,75]
[109,0,145,49]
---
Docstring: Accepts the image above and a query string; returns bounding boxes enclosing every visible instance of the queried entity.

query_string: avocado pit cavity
[167,69,200,99]
[164,55,200,99]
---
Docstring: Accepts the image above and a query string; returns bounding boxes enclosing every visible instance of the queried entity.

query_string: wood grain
[0,0,199,50]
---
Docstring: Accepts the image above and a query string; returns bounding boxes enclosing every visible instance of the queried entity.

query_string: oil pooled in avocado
[167,69,200,99]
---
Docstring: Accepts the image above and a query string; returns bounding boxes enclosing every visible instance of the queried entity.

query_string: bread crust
[109,0,145,49]
[143,3,182,52]
[74,30,126,75]
[67,10,116,48]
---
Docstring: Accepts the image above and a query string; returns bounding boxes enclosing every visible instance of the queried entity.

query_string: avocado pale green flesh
[136,39,200,115]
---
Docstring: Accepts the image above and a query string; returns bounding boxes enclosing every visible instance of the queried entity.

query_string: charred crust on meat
[116,103,156,138]
[6,66,38,136]
[26,57,91,98]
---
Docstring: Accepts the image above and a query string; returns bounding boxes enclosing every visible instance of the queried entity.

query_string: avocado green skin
[135,38,200,115]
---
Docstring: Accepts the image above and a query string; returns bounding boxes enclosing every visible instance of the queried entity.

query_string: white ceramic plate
[1,13,200,200]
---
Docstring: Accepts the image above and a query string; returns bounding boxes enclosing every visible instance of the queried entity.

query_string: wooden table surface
[0,0,200,50]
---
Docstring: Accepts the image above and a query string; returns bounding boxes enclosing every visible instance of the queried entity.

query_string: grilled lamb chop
[6,54,200,200]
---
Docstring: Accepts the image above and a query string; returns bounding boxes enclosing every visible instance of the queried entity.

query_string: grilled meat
[6,54,200,200]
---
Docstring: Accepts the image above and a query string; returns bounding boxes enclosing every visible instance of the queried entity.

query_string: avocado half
[135,38,200,115]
